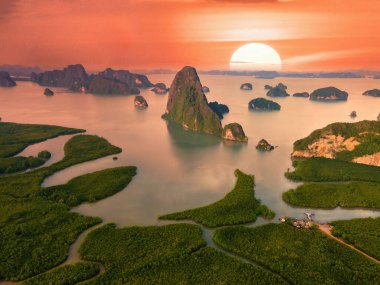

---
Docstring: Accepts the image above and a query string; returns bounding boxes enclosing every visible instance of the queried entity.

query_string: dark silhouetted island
[31,64,88,92]
[44,88,54,96]
[265,83,289,97]
[208,101,230,119]
[96,68,153,89]
[309,87,348,101]
[249,98,281,111]
[151,83,168,94]
[88,76,139,95]
[240,83,253,90]
[363,89,380,97]
[202,86,210,93]
[293,92,309,98]
[0,71,17,87]
[256,139,275,151]
[350,111,357,118]
[134,96,148,109]
[222,123,248,142]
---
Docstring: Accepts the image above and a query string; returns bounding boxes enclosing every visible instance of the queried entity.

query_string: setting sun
[230,43,282,71]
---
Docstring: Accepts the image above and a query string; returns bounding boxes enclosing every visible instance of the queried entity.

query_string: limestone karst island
[1,0,380,284]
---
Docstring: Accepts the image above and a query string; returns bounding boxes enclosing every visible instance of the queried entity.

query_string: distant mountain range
[2,64,380,79]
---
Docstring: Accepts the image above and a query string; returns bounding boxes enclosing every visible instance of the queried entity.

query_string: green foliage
[159,169,274,227]
[293,120,380,151]
[283,182,380,209]
[248,97,281,110]
[0,156,46,174]
[79,223,285,284]
[0,122,84,158]
[285,157,380,182]
[40,166,137,207]
[331,218,380,260]
[336,133,380,161]
[38,150,51,160]
[21,262,100,285]
[213,224,380,284]
[0,123,134,281]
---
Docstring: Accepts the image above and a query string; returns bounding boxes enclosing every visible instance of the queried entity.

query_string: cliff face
[97,68,153,88]
[31,64,88,91]
[0,71,16,87]
[163,66,222,136]
[309,87,348,101]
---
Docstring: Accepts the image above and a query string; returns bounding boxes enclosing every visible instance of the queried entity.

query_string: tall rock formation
[96,68,153,89]
[163,66,222,136]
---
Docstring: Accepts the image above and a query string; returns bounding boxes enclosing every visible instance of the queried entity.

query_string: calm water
[1,76,380,227]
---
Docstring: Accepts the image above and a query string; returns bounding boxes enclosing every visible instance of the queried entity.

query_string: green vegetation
[293,120,380,151]
[285,157,380,182]
[332,218,380,260]
[38,150,51,160]
[0,123,133,281]
[0,122,84,158]
[213,224,380,284]
[248,97,281,111]
[283,182,380,209]
[0,155,46,174]
[21,262,100,285]
[79,223,286,284]
[159,169,274,227]
[285,121,380,209]
[40,166,137,207]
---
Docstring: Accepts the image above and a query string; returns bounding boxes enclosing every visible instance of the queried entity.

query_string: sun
[230,43,282,71]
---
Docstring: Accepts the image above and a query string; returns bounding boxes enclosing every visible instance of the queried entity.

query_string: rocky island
[31,64,88,91]
[248,98,281,111]
[151,83,168,94]
[309,87,348,101]
[208,101,230,119]
[240,83,253,90]
[202,86,210,93]
[293,92,309,98]
[363,89,380,97]
[162,66,223,136]
[256,139,275,151]
[0,71,17,87]
[32,65,153,95]
[222,123,248,142]
[134,95,148,109]
[265,83,289,97]
[163,66,248,141]
[44,88,54,96]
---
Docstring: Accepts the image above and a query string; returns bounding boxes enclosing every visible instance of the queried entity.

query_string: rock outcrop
[96,68,153,89]
[88,76,139,95]
[44,88,54,96]
[208,101,230,119]
[134,95,148,109]
[293,92,309,98]
[240,83,253,90]
[350,111,357,118]
[31,64,88,91]
[151,83,168,94]
[265,83,289,97]
[222,123,248,142]
[248,98,281,111]
[162,66,222,136]
[363,89,380,97]
[202,86,210,93]
[309,87,348,101]
[0,71,16,87]
[256,139,275,151]
[353,152,380,166]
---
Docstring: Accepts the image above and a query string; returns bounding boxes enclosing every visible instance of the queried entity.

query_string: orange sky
[1,0,379,71]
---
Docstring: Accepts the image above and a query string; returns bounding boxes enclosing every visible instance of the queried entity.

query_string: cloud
[283,49,371,65]
[0,0,20,20]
